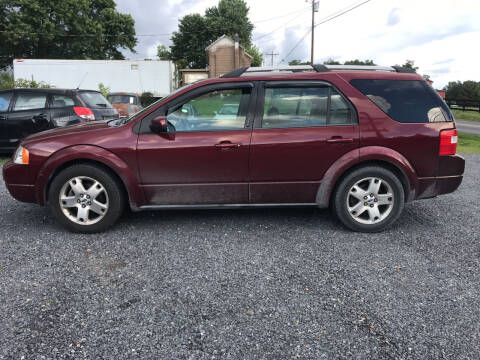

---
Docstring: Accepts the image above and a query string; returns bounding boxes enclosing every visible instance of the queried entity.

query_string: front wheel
[333,166,405,232]
[48,164,125,233]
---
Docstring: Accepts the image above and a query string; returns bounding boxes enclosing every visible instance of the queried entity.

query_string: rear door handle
[0,115,6,121]
[326,137,354,144]
[215,141,241,149]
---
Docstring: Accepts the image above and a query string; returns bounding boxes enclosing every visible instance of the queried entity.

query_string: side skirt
[139,203,319,211]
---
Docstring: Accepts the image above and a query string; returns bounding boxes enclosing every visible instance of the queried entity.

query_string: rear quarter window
[350,79,453,123]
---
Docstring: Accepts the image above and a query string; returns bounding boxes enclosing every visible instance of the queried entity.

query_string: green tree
[344,59,376,65]
[0,0,137,69]
[443,81,480,101]
[157,45,171,61]
[98,83,110,97]
[204,0,254,47]
[288,60,311,65]
[170,0,261,69]
[323,58,341,65]
[170,14,210,69]
[399,59,419,72]
[0,73,53,89]
[245,44,262,67]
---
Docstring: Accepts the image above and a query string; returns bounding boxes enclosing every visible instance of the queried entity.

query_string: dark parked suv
[2,65,465,233]
[0,88,118,151]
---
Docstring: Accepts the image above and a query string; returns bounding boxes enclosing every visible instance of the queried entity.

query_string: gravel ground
[0,154,479,360]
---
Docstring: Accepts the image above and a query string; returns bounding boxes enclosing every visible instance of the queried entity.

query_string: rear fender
[36,145,145,209]
[316,146,417,208]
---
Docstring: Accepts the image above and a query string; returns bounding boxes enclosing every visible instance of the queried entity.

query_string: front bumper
[416,154,465,199]
[3,160,38,204]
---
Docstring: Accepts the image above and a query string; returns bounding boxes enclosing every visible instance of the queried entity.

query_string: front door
[5,91,50,149]
[136,83,256,205]
[0,91,14,149]
[249,82,359,203]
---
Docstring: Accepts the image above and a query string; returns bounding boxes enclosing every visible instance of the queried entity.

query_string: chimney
[234,33,239,69]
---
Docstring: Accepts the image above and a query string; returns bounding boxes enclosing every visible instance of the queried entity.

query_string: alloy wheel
[346,177,394,225]
[59,176,109,225]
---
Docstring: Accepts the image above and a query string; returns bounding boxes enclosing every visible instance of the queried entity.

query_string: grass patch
[458,132,480,153]
[0,157,9,165]
[452,109,480,122]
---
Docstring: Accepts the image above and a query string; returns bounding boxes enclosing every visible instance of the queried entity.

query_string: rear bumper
[3,161,38,204]
[416,155,465,199]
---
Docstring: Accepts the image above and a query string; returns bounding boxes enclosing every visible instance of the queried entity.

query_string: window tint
[0,92,13,112]
[166,88,250,132]
[79,92,112,108]
[350,79,453,123]
[262,86,353,128]
[13,93,47,111]
[51,94,75,108]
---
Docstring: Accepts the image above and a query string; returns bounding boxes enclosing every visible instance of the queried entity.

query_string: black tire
[48,164,125,233]
[333,166,405,232]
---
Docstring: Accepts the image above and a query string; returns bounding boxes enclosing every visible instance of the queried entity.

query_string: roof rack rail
[220,64,416,78]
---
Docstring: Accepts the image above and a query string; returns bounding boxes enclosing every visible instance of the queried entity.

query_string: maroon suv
[2,65,465,233]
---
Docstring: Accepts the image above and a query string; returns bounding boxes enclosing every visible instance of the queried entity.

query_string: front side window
[350,79,453,123]
[262,86,354,128]
[0,92,13,112]
[52,94,75,108]
[166,88,251,132]
[13,93,47,111]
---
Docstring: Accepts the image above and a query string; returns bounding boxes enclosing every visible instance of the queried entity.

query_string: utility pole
[309,0,319,65]
[265,51,279,66]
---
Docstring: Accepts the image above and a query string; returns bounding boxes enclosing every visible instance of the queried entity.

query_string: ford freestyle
[2,65,465,233]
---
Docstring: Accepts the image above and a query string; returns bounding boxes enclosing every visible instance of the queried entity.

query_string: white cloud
[116,0,480,88]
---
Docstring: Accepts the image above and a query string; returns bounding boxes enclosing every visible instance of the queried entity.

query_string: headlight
[13,146,29,165]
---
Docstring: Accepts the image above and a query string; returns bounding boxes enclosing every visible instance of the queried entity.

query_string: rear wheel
[49,164,125,233]
[333,166,404,232]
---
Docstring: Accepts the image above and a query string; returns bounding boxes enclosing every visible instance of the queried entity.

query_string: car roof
[0,88,102,94]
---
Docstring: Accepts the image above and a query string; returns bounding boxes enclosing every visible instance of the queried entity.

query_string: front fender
[316,146,418,208]
[35,145,145,209]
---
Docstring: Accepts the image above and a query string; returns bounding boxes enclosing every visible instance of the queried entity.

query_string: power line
[252,6,311,24]
[277,0,372,65]
[253,10,310,42]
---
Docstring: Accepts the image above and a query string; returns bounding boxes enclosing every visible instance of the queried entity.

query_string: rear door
[0,91,14,149]
[249,81,359,203]
[5,91,51,148]
[136,82,256,205]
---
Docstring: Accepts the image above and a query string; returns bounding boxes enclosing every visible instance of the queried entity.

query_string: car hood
[23,120,112,144]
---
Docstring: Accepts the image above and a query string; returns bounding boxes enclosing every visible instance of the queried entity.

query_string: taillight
[74,106,95,121]
[439,129,458,156]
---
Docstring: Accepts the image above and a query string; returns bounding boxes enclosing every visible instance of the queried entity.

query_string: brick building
[181,35,253,84]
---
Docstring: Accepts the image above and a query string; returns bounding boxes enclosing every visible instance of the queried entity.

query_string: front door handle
[326,137,354,144]
[215,141,241,149]
[0,115,6,121]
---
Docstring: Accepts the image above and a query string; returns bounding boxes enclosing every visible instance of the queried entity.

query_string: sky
[115,0,480,89]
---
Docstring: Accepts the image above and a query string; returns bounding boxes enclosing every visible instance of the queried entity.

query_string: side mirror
[150,116,168,133]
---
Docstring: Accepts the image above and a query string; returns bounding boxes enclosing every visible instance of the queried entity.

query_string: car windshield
[108,95,137,105]
[79,92,113,108]
[118,83,196,125]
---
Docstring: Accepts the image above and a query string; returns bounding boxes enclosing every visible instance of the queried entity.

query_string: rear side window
[262,86,354,128]
[52,94,75,108]
[79,92,113,108]
[14,93,47,111]
[350,79,453,123]
[0,92,13,112]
